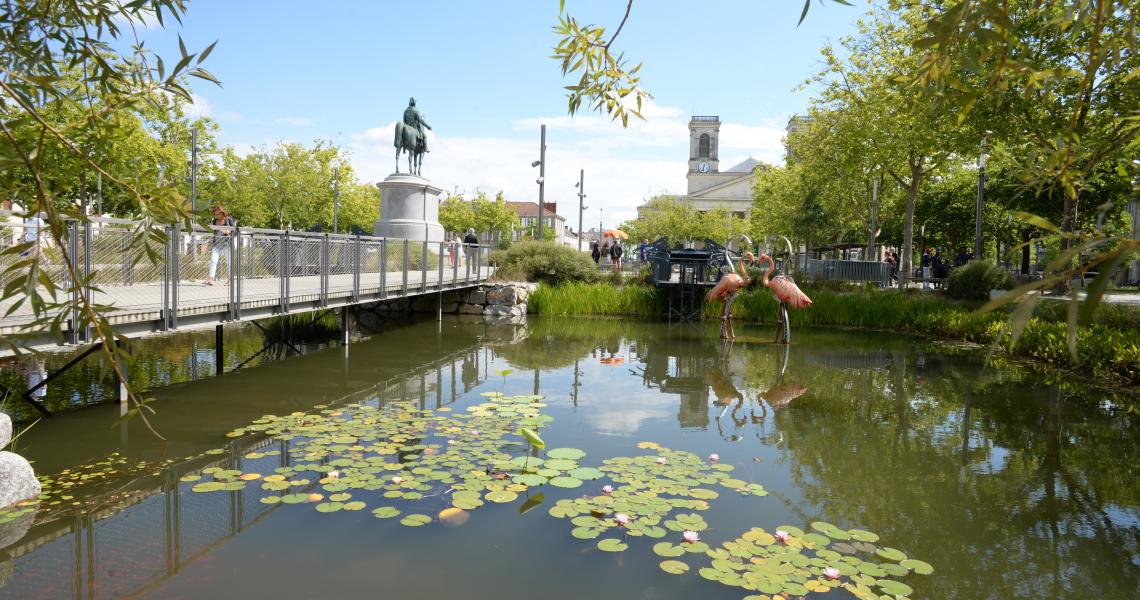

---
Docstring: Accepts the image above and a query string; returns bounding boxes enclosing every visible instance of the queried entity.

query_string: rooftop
[725,157,763,173]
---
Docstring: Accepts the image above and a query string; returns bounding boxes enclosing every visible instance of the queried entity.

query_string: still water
[1,317,1137,599]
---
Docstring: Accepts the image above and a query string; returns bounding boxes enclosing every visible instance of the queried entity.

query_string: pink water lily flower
[471,430,479,437]
[656,457,667,465]
[682,530,700,543]
[615,513,630,527]
[708,453,720,463]
[824,567,841,580]
[602,485,614,495]
[327,470,340,479]
[775,529,791,543]
[391,476,403,485]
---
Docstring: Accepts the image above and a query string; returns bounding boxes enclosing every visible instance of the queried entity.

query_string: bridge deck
[1,216,495,353]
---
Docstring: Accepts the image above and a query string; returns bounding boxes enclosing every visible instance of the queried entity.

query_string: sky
[135,0,864,228]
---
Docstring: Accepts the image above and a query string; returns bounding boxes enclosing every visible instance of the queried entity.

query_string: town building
[505,201,578,248]
[637,115,767,220]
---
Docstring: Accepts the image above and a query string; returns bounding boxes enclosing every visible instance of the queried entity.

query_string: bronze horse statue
[394,121,426,175]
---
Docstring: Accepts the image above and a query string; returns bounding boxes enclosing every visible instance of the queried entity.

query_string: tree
[809,6,965,282]
[470,192,520,243]
[0,0,220,437]
[439,194,476,235]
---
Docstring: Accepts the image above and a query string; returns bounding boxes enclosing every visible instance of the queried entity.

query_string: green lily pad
[281,493,309,504]
[568,467,604,480]
[653,542,685,557]
[315,502,343,513]
[512,474,548,487]
[596,538,628,552]
[371,506,400,519]
[400,513,432,527]
[876,546,908,562]
[546,448,586,460]
[260,496,281,505]
[485,490,518,503]
[549,476,583,489]
[849,529,880,543]
[543,458,579,471]
[877,579,914,596]
[659,560,689,574]
[900,559,934,575]
[572,527,601,540]
[191,482,225,493]
[342,501,366,511]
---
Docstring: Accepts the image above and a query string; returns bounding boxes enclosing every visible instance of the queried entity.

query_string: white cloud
[184,93,243,123]
[347,102,788,227]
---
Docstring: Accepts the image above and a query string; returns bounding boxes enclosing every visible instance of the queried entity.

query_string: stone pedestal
[374,174,444,242]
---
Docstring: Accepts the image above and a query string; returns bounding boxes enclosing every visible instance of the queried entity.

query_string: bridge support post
[114,339,129,403]
[340,307,349,346]
[215,325,224,376]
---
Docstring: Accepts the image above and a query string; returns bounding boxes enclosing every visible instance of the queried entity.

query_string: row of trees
[437,192,520,243]
[750,2,1139,286]
[619,196,749,245]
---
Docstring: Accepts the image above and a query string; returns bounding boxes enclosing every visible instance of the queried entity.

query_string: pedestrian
[638,238,649,262]
[20,209,45,259]
[933,249,948,286]
[590,240,600,264]
[920,247,933,290]
[205,205,235,286]
[611,240,623,272]
[955,247,970,268]
[448,233,459,267]
[2,200,22,248]
[600,241,610,267]
[463,227,479,268]
[885,252,897,286]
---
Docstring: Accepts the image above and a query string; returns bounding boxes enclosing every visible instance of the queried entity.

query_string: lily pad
[545,447,586,460]
[596,538,628,552]
[876,546,908,562]
[653,542,685,557]
[659,560,689,574]
[485,490,518,503]
[400,513,432,527]
[900,558,934,575]
[371,506,400,519]
[548,476,583,489]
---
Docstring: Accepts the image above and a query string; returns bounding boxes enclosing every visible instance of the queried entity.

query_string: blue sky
[138,0,863,226]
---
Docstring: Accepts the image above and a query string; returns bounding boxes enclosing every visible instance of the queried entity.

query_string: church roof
[724,157,762,173]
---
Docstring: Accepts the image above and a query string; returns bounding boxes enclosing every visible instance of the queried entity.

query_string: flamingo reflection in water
[710,342,808,444]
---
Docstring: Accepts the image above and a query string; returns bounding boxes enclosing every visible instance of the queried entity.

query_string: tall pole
[537,124,546,240]
[974,136,986,260]
[868,175,878,259]
[97,172,103,216]
[190,127,199,213]
[577,169,585,251]
[333,166,340,234]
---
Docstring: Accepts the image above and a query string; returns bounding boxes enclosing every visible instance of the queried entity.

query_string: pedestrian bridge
[1,216,494,354]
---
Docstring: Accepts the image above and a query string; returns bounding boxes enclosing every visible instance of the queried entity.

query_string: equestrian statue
[394,97,431,175]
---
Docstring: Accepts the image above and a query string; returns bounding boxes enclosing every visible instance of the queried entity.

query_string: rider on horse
[403,97,431,153]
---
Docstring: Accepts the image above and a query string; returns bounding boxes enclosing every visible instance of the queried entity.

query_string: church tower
[688,116,720,175]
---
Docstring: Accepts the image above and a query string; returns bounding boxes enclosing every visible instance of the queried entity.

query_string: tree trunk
[898,164,923,287]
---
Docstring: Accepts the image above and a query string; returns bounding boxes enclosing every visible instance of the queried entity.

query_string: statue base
[373,174,445,243]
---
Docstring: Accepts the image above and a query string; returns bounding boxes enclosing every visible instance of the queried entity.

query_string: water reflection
[1,318,1137,600]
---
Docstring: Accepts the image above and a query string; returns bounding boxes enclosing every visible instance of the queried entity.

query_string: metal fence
[801,258,892,288]
[0,214,494,338]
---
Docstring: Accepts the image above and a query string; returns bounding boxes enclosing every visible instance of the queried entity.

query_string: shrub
[945,260,1015,301]
[489,240,597,284]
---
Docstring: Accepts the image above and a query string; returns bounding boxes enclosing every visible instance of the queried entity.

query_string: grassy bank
[528,283,1140,384]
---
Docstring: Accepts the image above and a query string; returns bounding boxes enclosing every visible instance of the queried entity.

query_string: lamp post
[868,174,878,260]
[190,127,199,213]
[575,169,587,251]
[533,125,547,240]
[919,223,926,279]
[974,136,987,260]
[332,165,340,234]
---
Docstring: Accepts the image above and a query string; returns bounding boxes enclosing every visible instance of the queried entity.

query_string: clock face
[698,161,710,173]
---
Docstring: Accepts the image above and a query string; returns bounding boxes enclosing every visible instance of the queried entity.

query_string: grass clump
[489,241,598,285]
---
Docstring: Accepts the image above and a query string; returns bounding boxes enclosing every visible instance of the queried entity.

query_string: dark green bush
[946,260,1015,300]
[489,240,597,284]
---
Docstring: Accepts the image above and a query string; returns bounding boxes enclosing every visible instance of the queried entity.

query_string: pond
[1,316,1137,599]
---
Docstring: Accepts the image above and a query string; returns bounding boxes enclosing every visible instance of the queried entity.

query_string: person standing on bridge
[205,205,235,286]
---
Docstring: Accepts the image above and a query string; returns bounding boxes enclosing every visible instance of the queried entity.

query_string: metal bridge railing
[801,257,891,288]
[0,214,494,337]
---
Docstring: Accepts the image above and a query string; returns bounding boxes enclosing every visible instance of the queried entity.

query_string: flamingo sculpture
[706,252,756,339]
[756,254,812,343]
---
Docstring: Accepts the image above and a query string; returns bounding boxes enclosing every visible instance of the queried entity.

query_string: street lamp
[575,170,587,251]
[332,163,340,234]
[974,135,988,260]
[533,125,547,240]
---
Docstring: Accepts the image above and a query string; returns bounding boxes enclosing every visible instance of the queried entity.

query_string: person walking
[463,228,479,271]
[448,233,459,267]
[205,205,235,286]
[638,239,649,262]
[20,209,45,259]
[600,241,610,268]
[885,251,897,287]
[610,240,623,272]
[920,247,933,290]
[590,240,600,264]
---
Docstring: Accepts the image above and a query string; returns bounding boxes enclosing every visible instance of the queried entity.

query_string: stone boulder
[0,452,40,510]
[0,414,10,449]
[458,303,484,315]
[486,286,517,306]
[465,290,486,305]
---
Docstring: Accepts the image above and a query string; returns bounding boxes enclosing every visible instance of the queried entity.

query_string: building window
[698,134,710,158]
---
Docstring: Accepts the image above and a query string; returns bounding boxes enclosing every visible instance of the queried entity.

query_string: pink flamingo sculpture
[707,252,756,339]
[757,253,812,343]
